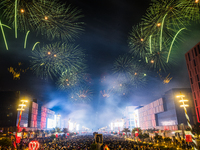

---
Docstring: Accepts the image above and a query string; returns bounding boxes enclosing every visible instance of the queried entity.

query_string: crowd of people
[2,134,195,150]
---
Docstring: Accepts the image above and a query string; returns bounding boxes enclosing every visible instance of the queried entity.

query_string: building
[123,106,138,130]
[0,91,55,131]
[138,88,196,130]
[185,42,200,122]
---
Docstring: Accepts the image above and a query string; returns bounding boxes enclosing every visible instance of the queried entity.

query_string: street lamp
[176,92,197,150]
[16,97,28,143]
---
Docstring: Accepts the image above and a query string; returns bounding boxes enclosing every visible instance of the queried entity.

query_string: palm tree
[63,128,69,136]
[122,128,130,137]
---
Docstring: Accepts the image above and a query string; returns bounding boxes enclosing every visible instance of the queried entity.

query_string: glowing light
[54,54,57,57]
[144,74,146,76]
[66,79,69,81]
[134,72,137,75]
[157,23,161,27]
[151,60,154,63]
[19,104,26,107]
[44,16,48,20]
[20,9,25,13]
[140,38,144,42]
[48,52,51,55]
[195,0,199,3]
[120,84,122,86]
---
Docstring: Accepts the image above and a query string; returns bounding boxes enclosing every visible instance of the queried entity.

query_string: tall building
[138,88,196,130]
[185,42,200,122]
[0,91,55,131]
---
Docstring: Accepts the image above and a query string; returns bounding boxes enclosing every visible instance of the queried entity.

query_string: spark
[32,42,40,51]
[24,30,30,49]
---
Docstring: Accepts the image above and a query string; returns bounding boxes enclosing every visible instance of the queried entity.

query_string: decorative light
[151,60,154,63]
[54,54,57,57]
[140,38,144,42]
[48,52,51,55]
[195,0,199,3]
[134,72,137,75]
[44,16,48,20]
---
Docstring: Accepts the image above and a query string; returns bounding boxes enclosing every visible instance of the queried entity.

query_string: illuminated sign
[29,141,40,150]
[161,120,176,126]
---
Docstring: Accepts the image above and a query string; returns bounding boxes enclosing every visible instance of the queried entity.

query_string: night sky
[0,0,200,130]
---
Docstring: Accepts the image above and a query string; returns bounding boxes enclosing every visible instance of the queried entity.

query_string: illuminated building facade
[0,91,55,131]
[138,88,196,130]
[28,102,38,128]
[138,98,164,130]
[185,42,200,122]
[123,106,138,130]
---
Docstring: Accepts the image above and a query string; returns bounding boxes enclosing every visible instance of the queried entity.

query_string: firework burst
[32,1,84,41]
[0,0,84,40]
[57,68,86,90]
[113,54,147,89]
[180,0,200,22]
[128,24,150,59]
[70,86,92,103]
[30,42,86,79]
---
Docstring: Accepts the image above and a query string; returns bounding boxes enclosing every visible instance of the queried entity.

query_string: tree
[0,137,12,148]
[138,133,149,142]
[132,127,142,134]
[63,128,69,135]
[122,128,130,136]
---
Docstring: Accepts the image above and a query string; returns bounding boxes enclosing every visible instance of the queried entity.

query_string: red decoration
[67,133,69,136]
[56,134,58,138]
[185,135,192,142]
[123,132,125,135]
[29,141,40,150]
[16,136,21,144]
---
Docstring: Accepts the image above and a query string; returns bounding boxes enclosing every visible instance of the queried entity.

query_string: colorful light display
[29,141,40,150]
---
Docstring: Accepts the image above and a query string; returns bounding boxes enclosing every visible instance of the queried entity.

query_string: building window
[188,53,191,61]
[198,82,200,89]
[190,78,193,84]
[197,75,199,81]
[192,49,195,58]
[198,44,200,54]
[194,47,197,56]
[194,59,196,66]
[194,92,196,99]
[195,100,198,107]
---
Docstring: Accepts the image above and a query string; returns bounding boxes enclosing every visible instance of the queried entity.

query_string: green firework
[0,0,38,32]
[128,24,149,59]
[30,42,86,79]
[57,68,86,90]
[113,54,147,88]
[32,1,84,41]
[0,0,84,41]
[179,0,200,22]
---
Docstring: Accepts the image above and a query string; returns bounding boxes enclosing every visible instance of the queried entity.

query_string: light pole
[16,98,28,143]
[176,92,197,150]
